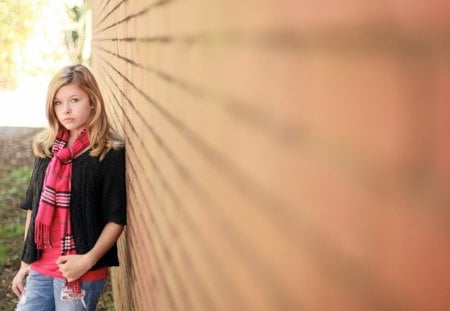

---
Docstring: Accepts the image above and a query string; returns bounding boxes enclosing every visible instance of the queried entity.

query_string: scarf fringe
[65,280,83,296]
[35,223,52,249]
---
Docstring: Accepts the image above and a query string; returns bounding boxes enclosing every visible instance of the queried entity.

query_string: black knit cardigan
[20,147,127,271]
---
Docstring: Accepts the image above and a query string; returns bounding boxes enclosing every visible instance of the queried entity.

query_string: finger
[56,256,68,265]
[17,283,25,296]
[58,265,66,275]
[11,285,19,298]
[12,283,24,298]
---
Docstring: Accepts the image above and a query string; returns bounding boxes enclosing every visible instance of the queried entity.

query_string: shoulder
[33,155,51,170]
[99,146,126,171]
[103,145,125,161]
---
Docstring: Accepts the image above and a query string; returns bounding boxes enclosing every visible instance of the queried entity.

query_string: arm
[56,222,124,282]
[23,210,32,239]
[11,210,32,298]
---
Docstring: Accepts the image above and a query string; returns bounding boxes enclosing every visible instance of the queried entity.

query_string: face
[54,83,92,135]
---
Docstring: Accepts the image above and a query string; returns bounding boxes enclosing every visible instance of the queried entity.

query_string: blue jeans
[16,269,106,311]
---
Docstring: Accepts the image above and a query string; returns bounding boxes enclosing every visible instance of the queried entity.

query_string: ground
[0,127,114,310]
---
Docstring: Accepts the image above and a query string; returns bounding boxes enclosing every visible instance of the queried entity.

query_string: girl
[11,64,127,311]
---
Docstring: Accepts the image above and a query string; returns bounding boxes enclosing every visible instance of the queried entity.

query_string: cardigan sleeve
[20,157,40,210]
[99,147,127,225]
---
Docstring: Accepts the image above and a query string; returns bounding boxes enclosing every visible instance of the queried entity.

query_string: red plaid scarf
[34,128,90,296]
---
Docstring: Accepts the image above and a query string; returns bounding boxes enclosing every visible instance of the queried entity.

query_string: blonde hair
[33,64,123,160]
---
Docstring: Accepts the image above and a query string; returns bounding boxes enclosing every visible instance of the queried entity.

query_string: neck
[68,128,85,147]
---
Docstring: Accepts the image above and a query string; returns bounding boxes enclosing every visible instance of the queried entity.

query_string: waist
[32,249,108,281]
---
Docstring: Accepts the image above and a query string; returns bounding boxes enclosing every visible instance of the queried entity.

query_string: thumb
[56,255,68,265]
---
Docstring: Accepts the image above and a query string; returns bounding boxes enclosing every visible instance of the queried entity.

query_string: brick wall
[91,1,450,310]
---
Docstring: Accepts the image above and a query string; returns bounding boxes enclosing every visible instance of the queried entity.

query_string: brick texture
[91,0,450,310]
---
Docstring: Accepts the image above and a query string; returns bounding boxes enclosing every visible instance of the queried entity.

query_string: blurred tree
[0,0,41,89]
[64,0,90,65]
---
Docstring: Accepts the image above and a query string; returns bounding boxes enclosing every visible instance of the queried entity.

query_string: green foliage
[0,208,26,267]
[9,167,32,185]
[0,160,33,308]
[71,5,83,22]
[64,3,89,64]
[0,166,31,198]
[0,0,42,89]
[102,291,116,310]
[0,244,8,265]
[0,223,25,240]
[72,30,80,43]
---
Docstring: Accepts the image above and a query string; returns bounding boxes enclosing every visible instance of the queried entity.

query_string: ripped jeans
[16,269,106,311]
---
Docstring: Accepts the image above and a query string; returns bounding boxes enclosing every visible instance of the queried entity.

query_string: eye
[54,100,61,105]
[71,98,79,103]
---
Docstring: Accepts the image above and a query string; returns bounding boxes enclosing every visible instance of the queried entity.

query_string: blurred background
[0,0,91,127]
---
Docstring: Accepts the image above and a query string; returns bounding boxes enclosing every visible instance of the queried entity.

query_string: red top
[31,207,108,281]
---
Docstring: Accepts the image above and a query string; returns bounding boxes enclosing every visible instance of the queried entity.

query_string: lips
[63,118,75,122]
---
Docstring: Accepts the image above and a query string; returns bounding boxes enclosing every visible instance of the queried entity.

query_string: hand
[56,254,94,282]
[11,263,30,298]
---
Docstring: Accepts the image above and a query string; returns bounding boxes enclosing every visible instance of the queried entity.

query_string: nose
[62,102,71,114]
